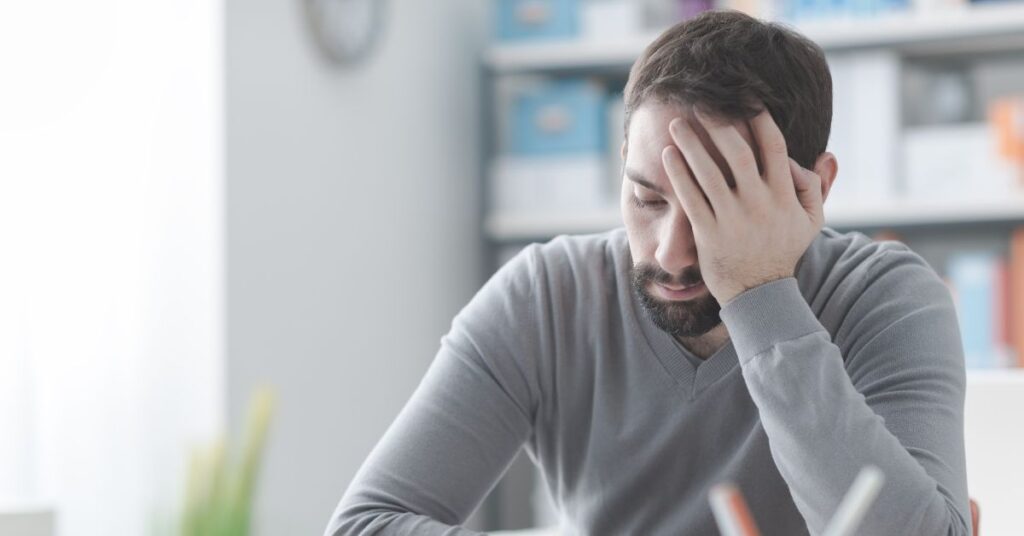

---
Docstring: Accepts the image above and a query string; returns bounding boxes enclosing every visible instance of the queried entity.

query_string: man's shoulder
[510,227,629,281]
[492,228,631,317]
[805,227,937,289]
[537,227,628,262]
[806,227,953,342]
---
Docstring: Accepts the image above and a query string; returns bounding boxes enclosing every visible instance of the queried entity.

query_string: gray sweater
[326,227,971,535]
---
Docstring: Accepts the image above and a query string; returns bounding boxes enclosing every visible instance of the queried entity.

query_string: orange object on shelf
[990,97,1024,186]
[871,229,903,243]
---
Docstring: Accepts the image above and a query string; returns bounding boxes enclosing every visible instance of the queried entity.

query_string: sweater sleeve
[324,246,546,536]
[718,253,972,535]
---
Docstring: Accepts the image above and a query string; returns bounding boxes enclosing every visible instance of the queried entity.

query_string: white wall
[226,1,486,534]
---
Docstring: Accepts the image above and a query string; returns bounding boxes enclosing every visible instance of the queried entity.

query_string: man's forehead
[628,100,754,144]
[625,100,758,192]
[624,167,667,195]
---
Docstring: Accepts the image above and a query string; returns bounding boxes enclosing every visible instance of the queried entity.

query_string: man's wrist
[719,273,791,306]
[719,277,826,363]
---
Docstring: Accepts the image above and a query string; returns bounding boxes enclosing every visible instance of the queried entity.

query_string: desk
[0,509,53,536]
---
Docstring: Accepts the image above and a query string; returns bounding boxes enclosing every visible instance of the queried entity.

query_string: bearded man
[326,10,971,536]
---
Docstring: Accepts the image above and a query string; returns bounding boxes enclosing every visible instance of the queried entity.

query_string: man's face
[621,100,759,338]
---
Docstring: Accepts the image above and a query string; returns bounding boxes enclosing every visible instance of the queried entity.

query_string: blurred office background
[2,0,1024,535]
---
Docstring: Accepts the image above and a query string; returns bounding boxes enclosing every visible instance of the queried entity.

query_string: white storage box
[904,123,1019,201]
[491,154,610,213]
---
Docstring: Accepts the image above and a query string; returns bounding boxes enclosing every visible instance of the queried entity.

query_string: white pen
[821,465,886,536]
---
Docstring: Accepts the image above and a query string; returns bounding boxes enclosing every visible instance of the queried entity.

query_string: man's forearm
[324,344,533,536]
[720,277,971,535]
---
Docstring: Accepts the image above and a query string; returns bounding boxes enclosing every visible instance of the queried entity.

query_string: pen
[821,465,886,536]
[709,483,762,536]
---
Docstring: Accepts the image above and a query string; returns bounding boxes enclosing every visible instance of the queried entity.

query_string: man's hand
[661,108,825,304]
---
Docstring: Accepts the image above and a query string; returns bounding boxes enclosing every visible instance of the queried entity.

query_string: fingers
[749,109,795,197]
[694,108,763,194]
[668,117,735,216]
[789,158,824,221]
[662,145,714,224]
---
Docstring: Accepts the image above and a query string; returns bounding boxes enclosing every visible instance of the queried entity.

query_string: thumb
[789,158,824,220]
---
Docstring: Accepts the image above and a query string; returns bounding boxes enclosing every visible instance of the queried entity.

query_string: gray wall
[226,1,486,533]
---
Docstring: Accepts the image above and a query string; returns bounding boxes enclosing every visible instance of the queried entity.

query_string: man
[326,11,971,535]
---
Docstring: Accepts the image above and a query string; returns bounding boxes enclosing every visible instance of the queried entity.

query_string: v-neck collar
[623,264,740,400]
[639,312,740,400]
[616,226,832,400]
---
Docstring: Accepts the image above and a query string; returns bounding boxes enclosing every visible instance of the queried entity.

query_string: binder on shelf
[492,76,615,216]
[779,0,911,21]
[508,79,608,156]
[495,0,580,42]
[996,258,1011,364]
[947,252,1007,369]
[605,92,626,205]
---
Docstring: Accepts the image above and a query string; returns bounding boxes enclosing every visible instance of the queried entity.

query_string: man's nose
[654,212,699,278]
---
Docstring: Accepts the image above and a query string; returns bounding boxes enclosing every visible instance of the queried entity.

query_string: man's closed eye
[632,195,667,209]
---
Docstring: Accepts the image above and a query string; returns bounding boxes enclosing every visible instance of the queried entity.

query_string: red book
[1010,227,1024,368]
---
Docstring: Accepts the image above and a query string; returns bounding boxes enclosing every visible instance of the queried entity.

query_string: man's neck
[675,323,730,360]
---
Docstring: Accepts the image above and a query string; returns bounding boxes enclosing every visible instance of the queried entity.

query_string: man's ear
[812,152,838,203]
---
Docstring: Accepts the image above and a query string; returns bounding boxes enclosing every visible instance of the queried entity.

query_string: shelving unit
[967,367,1024,386]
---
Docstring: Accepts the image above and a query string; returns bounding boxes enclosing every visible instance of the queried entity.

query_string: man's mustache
[634,262,703,287]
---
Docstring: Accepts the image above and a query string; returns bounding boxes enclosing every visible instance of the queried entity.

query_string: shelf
[800,3,1024,54]
[485,3,1024,73]
[485,207,622,241]
[825,196,1024,228]
[486,34,653,73]
[967,368,1024,386]
[485,196,1024,241]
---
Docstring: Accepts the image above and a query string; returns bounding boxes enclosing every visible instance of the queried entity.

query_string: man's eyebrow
[625,168,666,196]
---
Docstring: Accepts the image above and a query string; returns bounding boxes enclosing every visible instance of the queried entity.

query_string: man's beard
[630,262,722,338]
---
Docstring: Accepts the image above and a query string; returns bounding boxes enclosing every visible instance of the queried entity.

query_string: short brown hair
[624,10,832,168]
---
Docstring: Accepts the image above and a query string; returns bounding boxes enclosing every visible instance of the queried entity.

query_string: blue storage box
[510,80,607,155]
[495,0,579,42]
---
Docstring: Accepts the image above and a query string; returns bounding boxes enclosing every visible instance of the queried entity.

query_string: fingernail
[662,145,678,163]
